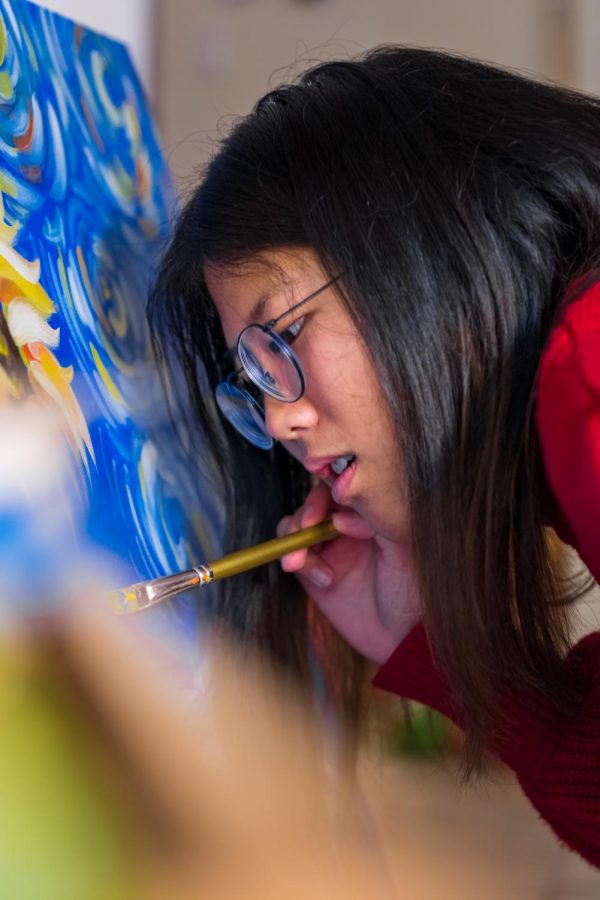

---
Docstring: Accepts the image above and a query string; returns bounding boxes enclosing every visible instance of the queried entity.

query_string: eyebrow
[225,291,275,355]
[247,291,273,324]
[226,274,338,354]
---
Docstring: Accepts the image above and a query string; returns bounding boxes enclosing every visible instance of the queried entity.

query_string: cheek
[340,346,385,419]
[303,348,389,432]
[303,331,385,420]
[299,343,352,416]
[322,323,367,380]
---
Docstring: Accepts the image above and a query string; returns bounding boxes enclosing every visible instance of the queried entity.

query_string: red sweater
[373,281,600,867]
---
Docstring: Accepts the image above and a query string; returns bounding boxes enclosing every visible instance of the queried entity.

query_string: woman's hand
[277,482,421,665]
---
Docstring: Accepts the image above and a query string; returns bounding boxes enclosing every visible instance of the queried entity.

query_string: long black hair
[148,46,600,770]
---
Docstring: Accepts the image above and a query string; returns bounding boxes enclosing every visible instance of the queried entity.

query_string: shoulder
[539,279,600,395]
[536,278,600,580]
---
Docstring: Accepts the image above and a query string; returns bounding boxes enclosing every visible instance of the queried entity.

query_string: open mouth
[329,454,357,504]
[330,454,356,476]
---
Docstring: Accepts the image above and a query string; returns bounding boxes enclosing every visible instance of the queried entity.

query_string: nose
[263,393,318,443]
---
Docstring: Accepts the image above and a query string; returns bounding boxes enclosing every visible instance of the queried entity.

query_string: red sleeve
[373,624,600,867]
[536,279,600,580]
[373,283,600,866]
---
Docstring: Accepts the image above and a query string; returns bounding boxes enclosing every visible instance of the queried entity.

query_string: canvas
[0,0,221,637]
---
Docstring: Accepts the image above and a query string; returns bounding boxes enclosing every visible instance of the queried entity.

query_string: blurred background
[41,0,600,180]
[31,1,600,897]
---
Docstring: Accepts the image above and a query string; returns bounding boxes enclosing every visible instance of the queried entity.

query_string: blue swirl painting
[0,0,221,639]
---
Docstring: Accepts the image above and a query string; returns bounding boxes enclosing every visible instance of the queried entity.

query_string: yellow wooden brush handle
[208,518,338,581]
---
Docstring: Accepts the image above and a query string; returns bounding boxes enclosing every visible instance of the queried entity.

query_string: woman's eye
[278,316,306,346]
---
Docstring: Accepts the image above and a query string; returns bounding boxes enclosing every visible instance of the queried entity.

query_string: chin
[380,522,410,543]
[359,501,409,543]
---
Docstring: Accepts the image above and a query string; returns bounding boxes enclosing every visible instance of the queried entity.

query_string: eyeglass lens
[238,325,303,402]
[214,380,273,449]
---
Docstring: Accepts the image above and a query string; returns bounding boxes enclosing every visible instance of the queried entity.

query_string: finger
[276,515,293,538]
[277,508,305,538]
[331,509,376,540]
[280,501,325,568]
[280,546,308,572]
[300,481,334,527]
[284,548,334,588]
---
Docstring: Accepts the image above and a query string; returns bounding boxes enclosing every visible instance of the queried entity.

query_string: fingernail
[301,505,315,527]
[307,568,331,587]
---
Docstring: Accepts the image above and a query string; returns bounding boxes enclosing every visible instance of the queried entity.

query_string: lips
[331,456,357,503]
[303,454,358,503]
[303,458,335,480]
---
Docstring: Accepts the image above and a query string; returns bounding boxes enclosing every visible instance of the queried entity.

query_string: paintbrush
[108,519,338,614]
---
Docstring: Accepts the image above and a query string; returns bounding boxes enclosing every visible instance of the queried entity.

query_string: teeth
[331,454,355,475]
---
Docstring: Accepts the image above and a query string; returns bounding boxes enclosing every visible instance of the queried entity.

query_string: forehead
[204,247,325,344]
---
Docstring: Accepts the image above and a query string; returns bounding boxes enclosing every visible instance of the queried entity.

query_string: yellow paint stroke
[0,70,13,102]
[23,28,38,73]
[56,247,71,305]
[89,342,125,406]
[0,170,17,199]
[106,587,140,613]
[0,239,40,280]
[101,159,135,203]
[99,335,140,379]
[76,245,95,306]
[0,191,18,246]
[124,102,140,150]
[0,267,54,317]
[92,50,121,129]
[102,280,128,340]
[0,14,6,67]
[28,344,95,471]
[120,588,139,609]
[137,453,147,502]
[35,344,73,384]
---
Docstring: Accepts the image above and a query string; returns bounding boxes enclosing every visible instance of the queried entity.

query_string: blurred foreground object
[3,600,521,899]
[0,407,86,613]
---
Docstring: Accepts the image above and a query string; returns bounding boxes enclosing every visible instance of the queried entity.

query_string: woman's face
[205,247,409,542]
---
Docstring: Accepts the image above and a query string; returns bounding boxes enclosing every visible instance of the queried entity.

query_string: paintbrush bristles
[108,566,211,614]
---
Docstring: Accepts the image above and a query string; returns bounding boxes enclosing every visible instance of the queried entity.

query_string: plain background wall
[152,0,579,183]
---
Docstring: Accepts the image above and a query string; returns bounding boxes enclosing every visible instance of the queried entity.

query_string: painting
[0,0,221,642]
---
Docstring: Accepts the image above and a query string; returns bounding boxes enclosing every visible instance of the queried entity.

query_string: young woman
[148,47,600,866]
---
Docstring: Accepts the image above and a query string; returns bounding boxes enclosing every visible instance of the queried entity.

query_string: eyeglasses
[215,276,339,449]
